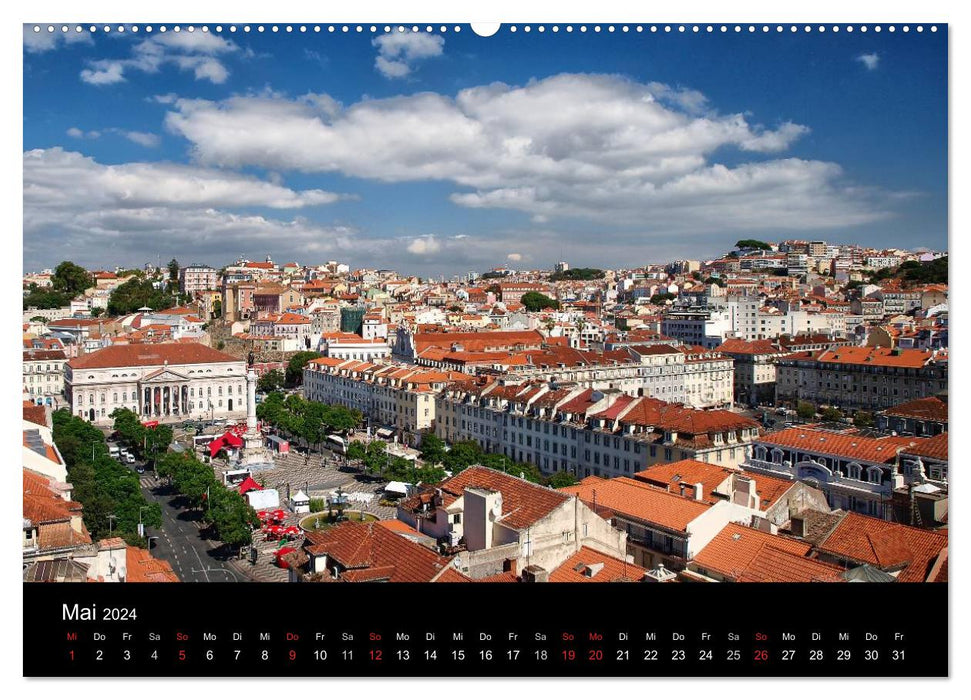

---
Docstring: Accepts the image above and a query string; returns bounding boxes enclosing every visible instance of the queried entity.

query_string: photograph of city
[22,21,947,596]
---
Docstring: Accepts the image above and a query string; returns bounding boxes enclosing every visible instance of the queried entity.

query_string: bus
[325,434,347,455]
[193,434,217,448]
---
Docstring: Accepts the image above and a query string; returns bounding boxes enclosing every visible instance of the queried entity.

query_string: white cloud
[372,32,444,79]
[24,148,358,271]
[165,73,887,232]
[24,148,346,211]
[123,131,161,148]
[507,253,523,262]
[857,53,880,71]
[406,235,442,255]
[23,25,93,53]
[80,31,239,85]
[66,127,100,139]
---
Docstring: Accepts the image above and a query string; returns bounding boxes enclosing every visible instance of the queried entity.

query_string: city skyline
[24,25,947,275]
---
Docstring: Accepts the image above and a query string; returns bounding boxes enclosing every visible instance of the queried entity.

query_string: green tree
[206,484,259,547]
[212,299,222,318]
[51,261,94,297]
[51,410,161,545]
[167,258,180,283]
[23,284,71,310]
[520,291,560,312]
[735,239,772,251]
[286,351,323,386]
[419,432,447,465]
[346,440,367,463]
[443,440,483,473]
[650,292,676,305]
[546,471,579,488]
[107,277,177,315]
[820,406,844,423]
[705,277,726,288]
[853,411,875,428]
[257,369,285,393]
[549,268,604,282]
[796,401,817,422]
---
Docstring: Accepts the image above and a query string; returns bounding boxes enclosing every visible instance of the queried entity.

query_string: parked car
[123,453,136,464]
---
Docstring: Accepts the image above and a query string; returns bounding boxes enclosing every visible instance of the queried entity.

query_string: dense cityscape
[22,238,949,585]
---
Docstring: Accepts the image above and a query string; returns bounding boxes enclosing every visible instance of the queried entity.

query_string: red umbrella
[273,509,286,521]
[275,547,297,568]
[283,526,300,536]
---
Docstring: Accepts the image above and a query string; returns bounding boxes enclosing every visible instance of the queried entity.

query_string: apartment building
[436,381,760,478]
[775,346,948,411]
[23,348,67,403]
[179,263,218,295]
[739,425,935,520]
[304,357,472,446]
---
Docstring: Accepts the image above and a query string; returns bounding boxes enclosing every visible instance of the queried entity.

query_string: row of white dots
[31,24,939,34]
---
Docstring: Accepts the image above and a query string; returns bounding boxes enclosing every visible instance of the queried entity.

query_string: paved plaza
[201,445,401,582]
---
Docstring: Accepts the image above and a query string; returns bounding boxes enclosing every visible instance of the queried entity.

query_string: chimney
[678,483,686,497]
[790,516,807,538]
[694,483,705,501]
[521,564,549,583]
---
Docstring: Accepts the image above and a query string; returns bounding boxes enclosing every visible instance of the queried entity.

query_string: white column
[247,367,258,432]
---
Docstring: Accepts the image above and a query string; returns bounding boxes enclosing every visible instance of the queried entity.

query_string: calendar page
[21,16,948,680]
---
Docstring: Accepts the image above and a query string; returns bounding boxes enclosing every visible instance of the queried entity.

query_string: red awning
[222,431,244,447]
[237,476,262,495]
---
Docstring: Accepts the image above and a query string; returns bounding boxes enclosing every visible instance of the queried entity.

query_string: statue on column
[247,350,255,368]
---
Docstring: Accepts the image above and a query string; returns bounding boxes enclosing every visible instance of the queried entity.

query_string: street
[134,467,250,583]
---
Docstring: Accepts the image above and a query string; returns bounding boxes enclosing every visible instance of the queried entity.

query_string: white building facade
[65,343,248,425]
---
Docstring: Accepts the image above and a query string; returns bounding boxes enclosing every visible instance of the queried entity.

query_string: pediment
[140,368,190,383]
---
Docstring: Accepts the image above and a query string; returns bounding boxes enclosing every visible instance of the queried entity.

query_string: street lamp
[107,514,117,535]
[146,535,159,550]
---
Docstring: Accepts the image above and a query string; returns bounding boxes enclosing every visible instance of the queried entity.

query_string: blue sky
[23,25,947,276]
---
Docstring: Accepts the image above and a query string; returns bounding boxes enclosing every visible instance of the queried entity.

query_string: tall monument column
[239,351,274,471]
[246,364,258,433]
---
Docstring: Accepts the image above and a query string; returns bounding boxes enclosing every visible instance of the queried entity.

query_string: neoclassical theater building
[65,343,248,425]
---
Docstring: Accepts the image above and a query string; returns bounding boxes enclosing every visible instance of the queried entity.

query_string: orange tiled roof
[741,472,799,510]
[549,546,647,582]
[413,330,545,354]
[22,402,48,428]
[816,512,948,582]
[759,427,922,464]
[715,338,782,355]
[693,523,813,580]
[736,545,845,583]
[435,466,570,530]
[901,432,948,462]
[633,459,731,504]
[69,342,240,369]
[125,546,180,582]
[782,346,935,369]
[559,476,710,532]
[619,396,759,435]
[303,521,452,582]
[883,397,948,423]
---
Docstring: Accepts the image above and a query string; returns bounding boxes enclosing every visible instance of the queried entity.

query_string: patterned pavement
[205,447,400,582]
